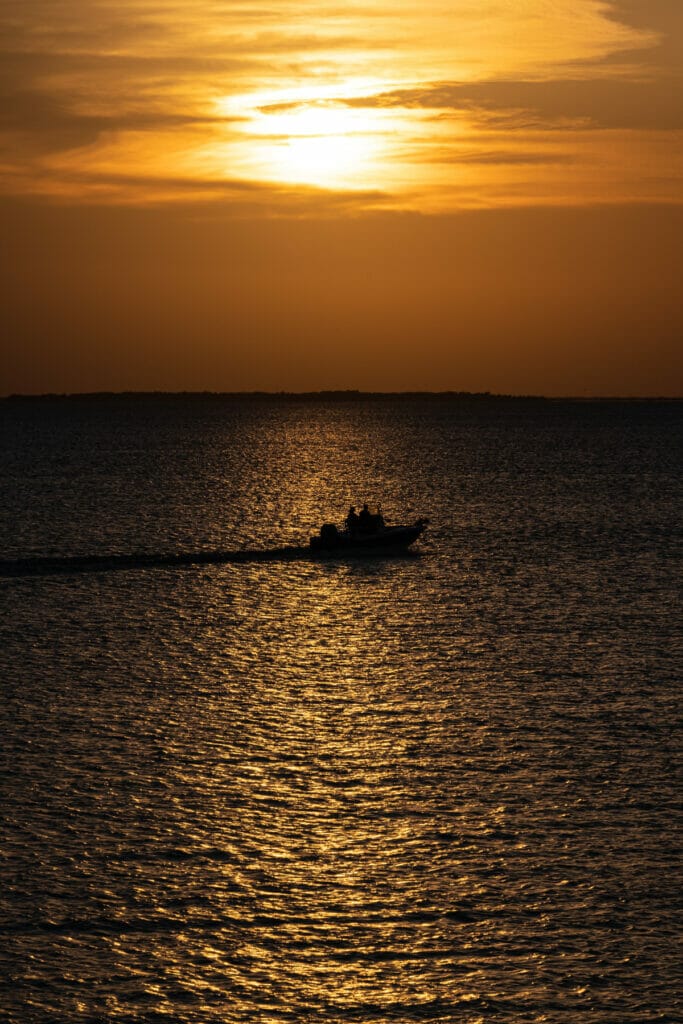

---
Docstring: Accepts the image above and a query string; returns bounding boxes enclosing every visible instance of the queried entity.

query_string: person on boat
[358,503,373,532]
[345,506,359,535]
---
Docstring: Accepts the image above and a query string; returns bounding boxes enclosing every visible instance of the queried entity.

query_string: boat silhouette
[310,514,428,553]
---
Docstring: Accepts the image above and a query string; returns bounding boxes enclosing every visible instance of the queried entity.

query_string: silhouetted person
[358,503,373,532]
[346,506,359,535]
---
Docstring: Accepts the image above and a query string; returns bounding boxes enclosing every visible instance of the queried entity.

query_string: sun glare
[256,105,388,189]
[221,87,399,190]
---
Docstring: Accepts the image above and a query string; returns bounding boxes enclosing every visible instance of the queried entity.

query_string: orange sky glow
[1,0,682,395]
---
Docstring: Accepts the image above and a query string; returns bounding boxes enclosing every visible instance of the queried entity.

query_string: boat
[309,515,428,554]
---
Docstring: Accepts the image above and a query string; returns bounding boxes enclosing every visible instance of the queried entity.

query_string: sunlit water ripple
[1,397,681,1023]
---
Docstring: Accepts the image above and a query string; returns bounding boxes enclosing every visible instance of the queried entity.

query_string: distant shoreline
[1,390,680,403]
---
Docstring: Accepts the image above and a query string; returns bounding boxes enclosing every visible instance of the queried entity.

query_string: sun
[261,105,385,189]
[221,88,395,190]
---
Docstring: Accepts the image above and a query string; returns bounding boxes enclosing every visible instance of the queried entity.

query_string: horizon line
[1,390,681,402]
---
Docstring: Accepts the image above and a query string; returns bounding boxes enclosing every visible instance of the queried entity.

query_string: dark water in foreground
[1,396,681,1024]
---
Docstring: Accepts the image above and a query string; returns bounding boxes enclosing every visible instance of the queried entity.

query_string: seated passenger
[358,503,373,532]
[346,506,359,535]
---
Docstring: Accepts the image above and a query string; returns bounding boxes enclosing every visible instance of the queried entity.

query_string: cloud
[605,0,683,66]
[0,0,680,208]
[435,150,575,167]
[0,87,246,157]
[346,77,683,131]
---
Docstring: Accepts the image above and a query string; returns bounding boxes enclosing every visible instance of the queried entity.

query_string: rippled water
[1,396,681,1023]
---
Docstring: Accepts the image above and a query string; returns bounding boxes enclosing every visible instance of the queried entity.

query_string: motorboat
[310,515,428,554]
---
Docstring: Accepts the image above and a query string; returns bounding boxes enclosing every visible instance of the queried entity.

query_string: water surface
[1,396,681,1023]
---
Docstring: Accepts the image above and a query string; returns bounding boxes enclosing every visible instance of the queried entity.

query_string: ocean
[1,395,681,1023]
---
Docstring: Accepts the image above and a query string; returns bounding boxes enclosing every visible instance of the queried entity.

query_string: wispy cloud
[344,77,683,131]
[0,0,680,208]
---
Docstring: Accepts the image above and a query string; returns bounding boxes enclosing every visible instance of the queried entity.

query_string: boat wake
[0,547,312,577]
[0,545,421,577]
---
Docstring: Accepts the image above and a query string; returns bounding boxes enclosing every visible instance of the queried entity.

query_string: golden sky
[2,0,682,394]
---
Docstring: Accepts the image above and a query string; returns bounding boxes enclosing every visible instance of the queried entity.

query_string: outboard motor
[310,521,340,552]
[320,523,339,542]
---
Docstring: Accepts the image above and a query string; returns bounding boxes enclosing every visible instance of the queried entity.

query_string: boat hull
[309,520,427,554]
